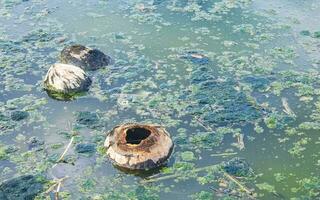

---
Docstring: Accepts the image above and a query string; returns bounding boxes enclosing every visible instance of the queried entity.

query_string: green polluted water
[1,0,320,199]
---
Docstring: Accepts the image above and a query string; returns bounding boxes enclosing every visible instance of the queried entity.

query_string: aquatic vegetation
[27,136,44,151]
[0,175,46,200]
[188,128,226,150]
[0,146,7,160]
[270,46,297,64]
[190,191,213,200]
[45,89,88,101]
[223,157,253,177]
[75,143,96,154]
[185,67,262,126]
[256,182,276,194]
[294,177,320,199]
[75,111,101,129]
[10,111,29,121]
[242,76,273,91]
[300,30,311,36]
[0,0,319,199]
[288,137,310,158]
[180,151,195,162]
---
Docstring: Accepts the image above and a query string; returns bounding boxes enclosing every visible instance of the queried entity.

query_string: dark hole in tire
[126,128,151,144]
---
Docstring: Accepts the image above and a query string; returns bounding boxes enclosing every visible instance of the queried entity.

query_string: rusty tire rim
[104,123,173,170]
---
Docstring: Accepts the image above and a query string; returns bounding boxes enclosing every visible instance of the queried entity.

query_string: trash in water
[104,123,173,170]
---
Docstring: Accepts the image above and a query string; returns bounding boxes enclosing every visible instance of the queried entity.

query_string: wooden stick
[194,117,214,132]
[45,176,69,194]
[142,165,254,198]
[45,182,59,194]
[282,97,296,117]
[237,134,245,150]
[141,165,219,183]
[52,136,74,168]
[210,152,238,157]
[55,181,62,200]
[223,172,253,196]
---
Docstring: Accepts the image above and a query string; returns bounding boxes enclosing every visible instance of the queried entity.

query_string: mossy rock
[43,63,92,100]
[60,45,111,71]
[45,89,87,101]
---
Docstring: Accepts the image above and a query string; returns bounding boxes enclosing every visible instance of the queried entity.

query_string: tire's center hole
[125,128,151,144]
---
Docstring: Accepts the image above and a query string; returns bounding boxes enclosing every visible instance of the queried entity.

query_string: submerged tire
[60,45,111,71]
[104,123,174,170]
[43,63,92,94]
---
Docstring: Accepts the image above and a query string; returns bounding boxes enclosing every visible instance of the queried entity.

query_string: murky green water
[1,0,320,199]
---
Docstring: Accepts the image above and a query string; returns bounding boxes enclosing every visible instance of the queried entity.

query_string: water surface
[0,0,320,199]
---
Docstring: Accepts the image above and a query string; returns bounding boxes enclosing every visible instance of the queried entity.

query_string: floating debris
[43,63,92,99]
[105,123,173,170]
[281,97,296,117]
[60,45,111,71]
[180,51,209,65]
[210,152,238,157]
[235,134,245,150]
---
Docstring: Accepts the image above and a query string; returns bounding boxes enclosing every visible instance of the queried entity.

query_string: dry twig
[210,152,238,157]
[141,165,219,184]
[141,164,254,198]
[52,136,74,168]
[282,97,296,117]
[223,172,253,196]
[194,117,214,132]
[45,176,69,195]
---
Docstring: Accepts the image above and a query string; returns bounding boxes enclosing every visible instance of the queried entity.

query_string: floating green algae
[183,63,262,127]
[0,0,320,199]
